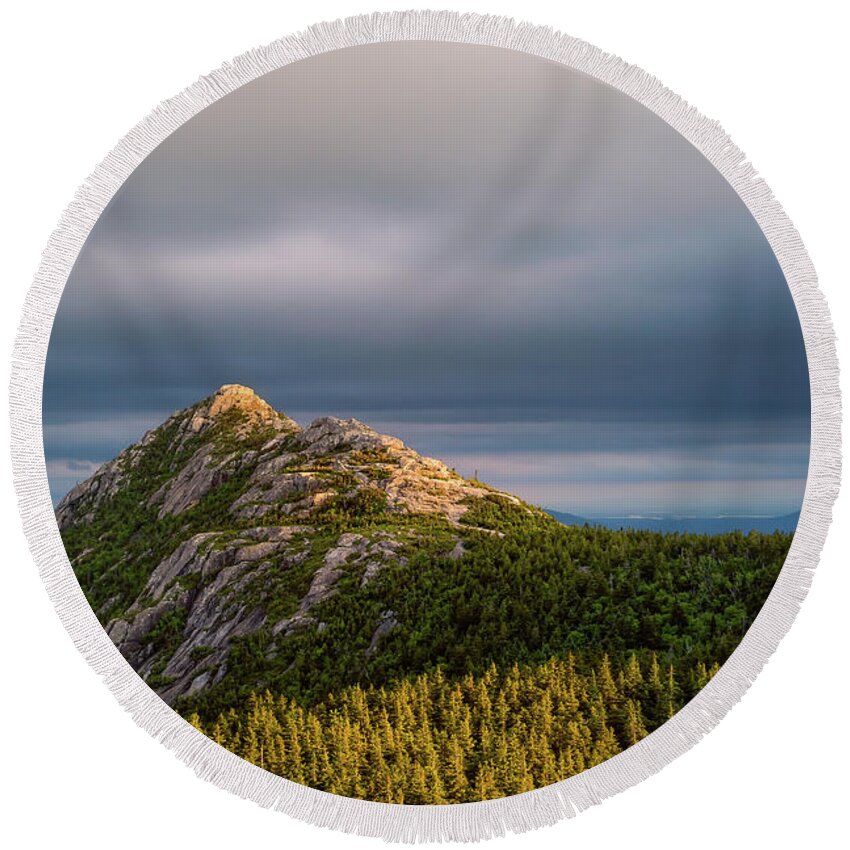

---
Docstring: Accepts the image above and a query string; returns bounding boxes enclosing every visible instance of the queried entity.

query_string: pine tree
[473,762,500,801]
[443,736,470,802]
[622,654,643,698]
[623,698,648,747]
[665,663,679,720]
[598,654,620,705]
[645,652,667,727]
[589,724,621,766]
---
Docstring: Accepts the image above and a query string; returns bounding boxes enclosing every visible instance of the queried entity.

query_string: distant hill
[546,508,800,535]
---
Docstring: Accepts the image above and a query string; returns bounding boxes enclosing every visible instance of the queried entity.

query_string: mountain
[58,385,792,724]
[545,510,588,527]
[546,509,800,535]
[58,385,528,705]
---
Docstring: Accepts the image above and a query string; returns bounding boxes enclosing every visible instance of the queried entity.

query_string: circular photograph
[44,41,809,805]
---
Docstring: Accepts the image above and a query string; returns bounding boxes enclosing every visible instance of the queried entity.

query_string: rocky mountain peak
[188,384,300,436]
[55,385,541,702]
[211,383,269,413]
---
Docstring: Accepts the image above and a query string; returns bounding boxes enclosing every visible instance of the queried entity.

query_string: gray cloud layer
[43,42,809,515]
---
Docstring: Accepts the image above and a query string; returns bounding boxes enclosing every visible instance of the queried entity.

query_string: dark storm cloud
[43,42,809,514]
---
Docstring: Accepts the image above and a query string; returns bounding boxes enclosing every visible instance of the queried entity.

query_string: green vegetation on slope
[63,418,788,720]
[177,495,788,716]
[59,393,792,801]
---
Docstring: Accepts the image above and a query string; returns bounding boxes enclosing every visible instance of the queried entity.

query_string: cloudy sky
[43,42,809,517]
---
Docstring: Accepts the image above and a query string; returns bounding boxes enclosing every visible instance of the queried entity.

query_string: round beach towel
[10,11,840,842]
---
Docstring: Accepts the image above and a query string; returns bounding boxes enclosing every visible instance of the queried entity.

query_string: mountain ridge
[545,508,800,535]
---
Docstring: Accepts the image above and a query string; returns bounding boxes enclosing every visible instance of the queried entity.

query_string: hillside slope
[58,385,791,723]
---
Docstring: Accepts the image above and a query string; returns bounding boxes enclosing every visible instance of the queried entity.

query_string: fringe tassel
[8,10,841,843]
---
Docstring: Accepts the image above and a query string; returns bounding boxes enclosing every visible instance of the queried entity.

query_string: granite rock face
[105,525,311,702]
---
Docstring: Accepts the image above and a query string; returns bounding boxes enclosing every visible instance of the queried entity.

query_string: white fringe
[8,9,841,843]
